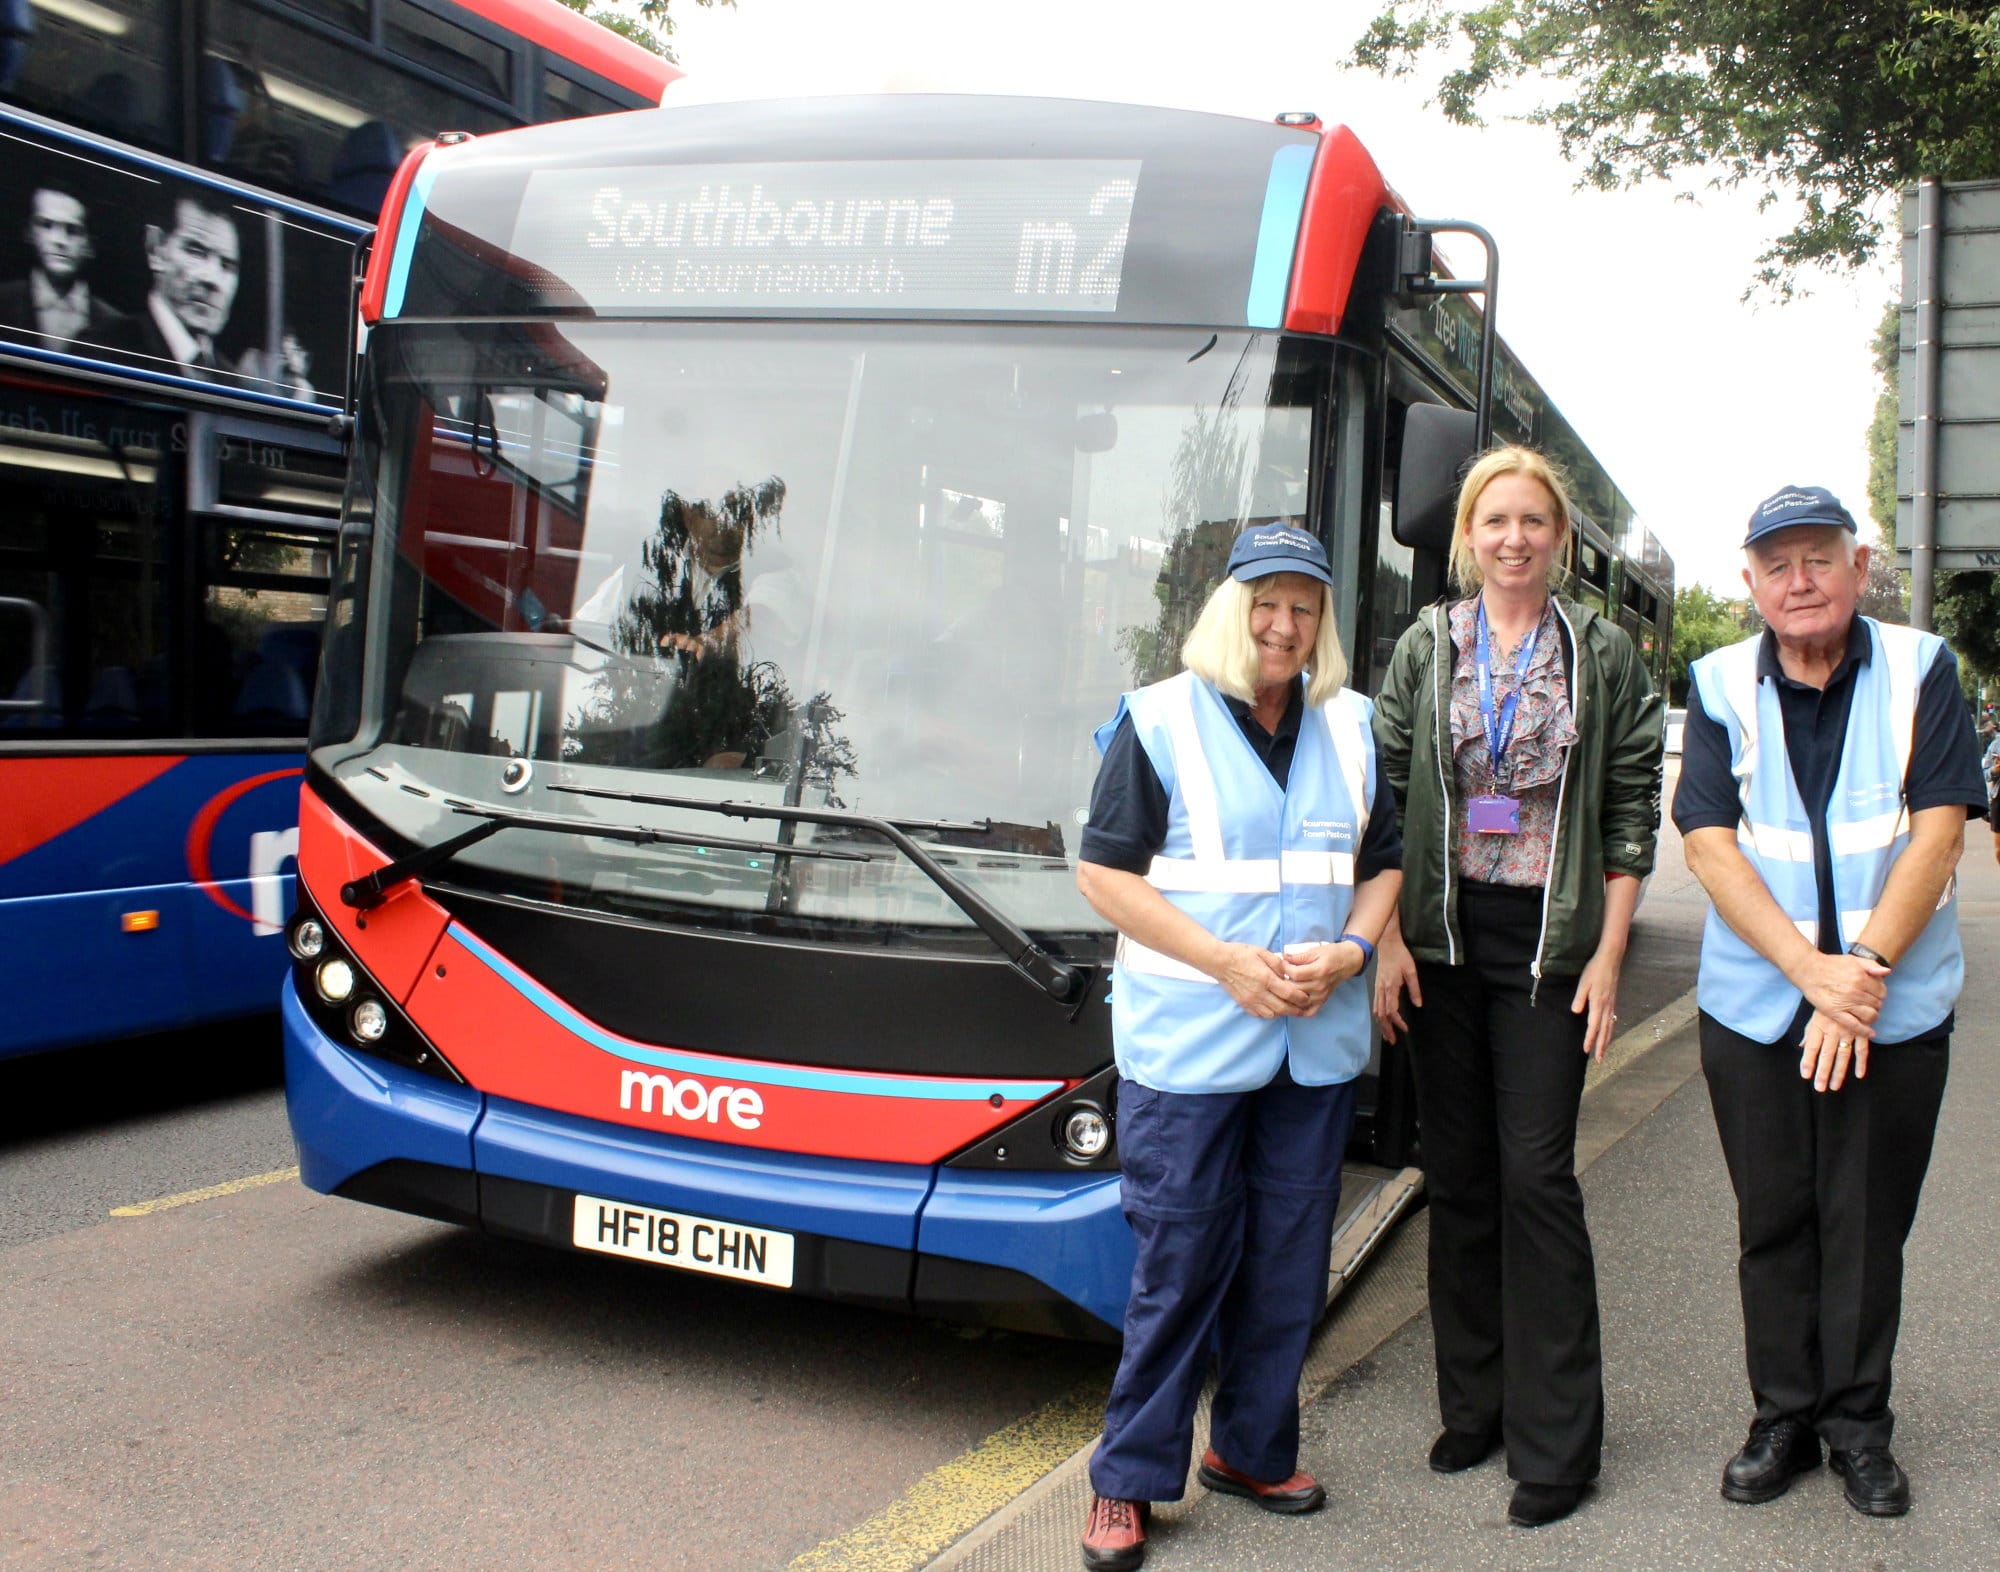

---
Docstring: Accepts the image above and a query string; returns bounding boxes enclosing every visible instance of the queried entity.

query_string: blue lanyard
[1474,599,1540,780]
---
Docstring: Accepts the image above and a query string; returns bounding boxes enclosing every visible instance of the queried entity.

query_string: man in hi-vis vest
[1674,486,1986,1519]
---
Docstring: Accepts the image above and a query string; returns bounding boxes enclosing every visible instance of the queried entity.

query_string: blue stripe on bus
[448,924,1064,1103]
[1246,143,1314,329]
[383,157,443,319]
[0,339,334,416]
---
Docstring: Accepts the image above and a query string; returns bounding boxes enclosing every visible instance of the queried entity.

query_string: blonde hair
[1180,573,1349,707]
[1448,445,1575,592]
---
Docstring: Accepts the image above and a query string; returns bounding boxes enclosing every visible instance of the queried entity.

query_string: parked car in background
[1665,707,1686,756]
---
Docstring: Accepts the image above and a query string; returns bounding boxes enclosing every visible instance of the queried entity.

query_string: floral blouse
[1448,597,1577,888]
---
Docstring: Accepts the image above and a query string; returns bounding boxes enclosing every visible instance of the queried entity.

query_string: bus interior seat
[323,120,403,215]
[231,624,320,730]
[82,665,138,726]
[257,622,323,675]
[198,55,246,162]
[1,662,57,729]
[231,657,309,731]
[0,0,34,95]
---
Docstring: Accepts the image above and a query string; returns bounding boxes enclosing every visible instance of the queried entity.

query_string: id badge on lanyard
[1470,601,1537,835]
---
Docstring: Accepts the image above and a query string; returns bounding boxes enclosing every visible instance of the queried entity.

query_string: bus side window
[8,1,182,156]
[196,523,331,737]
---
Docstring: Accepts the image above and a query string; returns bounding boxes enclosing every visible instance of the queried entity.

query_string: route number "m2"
[1013,179,1136,303]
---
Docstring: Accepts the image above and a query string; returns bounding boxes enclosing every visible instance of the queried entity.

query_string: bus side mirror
[1394,404,1478,552]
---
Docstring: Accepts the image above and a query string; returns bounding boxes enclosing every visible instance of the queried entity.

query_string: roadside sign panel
[1899,179,2000,571]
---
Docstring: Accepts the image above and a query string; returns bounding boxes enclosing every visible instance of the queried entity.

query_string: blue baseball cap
[1226,522,1333,587]
[1744,485,1858,548]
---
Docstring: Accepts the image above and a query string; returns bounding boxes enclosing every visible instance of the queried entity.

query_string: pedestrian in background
[1989,763,2000,863]
[1371,445,1663,1528]
[1675,485,1985,1517]
[1074,523,1402,1571]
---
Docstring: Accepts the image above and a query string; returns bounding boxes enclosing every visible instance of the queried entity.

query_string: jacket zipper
[1431,601,1458,966]
[1530,599,1581,1003]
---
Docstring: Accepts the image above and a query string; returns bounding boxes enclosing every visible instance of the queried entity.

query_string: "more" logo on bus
[618,1069,765,1131]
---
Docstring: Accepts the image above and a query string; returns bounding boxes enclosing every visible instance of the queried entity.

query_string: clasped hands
[1216,939,1366,1021]
[1795,950,1891,1093]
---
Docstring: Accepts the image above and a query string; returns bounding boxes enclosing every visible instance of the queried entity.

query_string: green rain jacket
[1371,595,1665,981]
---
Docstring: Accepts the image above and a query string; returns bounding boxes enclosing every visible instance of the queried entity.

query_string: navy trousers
[1089,1065,1357,1503]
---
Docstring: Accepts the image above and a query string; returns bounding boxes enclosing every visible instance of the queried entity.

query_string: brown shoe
[1196,1448,1327,1513]
[1080,1492,1148,1571]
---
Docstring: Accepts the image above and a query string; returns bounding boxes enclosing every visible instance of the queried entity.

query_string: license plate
[571,1193,795,1288]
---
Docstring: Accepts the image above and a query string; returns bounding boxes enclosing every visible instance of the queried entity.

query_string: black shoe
[1721,1417,1823,1504]
[1830,1448,1911,1517]
[1428,1427,1501,1473]
[1508,1481,1586,1527]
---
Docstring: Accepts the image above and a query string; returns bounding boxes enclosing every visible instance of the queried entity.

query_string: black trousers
[1408,881,1602,1486]
[1700,1011,1949,1450]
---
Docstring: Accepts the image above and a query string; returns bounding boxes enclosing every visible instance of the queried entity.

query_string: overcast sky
[661,0,1900,595]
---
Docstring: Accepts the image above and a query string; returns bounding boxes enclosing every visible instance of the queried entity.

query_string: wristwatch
[1846,941,1893,970]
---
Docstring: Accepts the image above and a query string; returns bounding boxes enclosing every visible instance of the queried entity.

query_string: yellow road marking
[110,1166,300,1217]
[787,1379,1107,1571]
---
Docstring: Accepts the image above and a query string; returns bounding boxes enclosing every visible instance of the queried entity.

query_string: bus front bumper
[282,979,1130,1340]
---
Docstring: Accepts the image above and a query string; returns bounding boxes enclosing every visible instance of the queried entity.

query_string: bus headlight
[350,998,389,1044]
[315,957,356,1004]
[289,918,326,960]
[1059,1103,1110,1162]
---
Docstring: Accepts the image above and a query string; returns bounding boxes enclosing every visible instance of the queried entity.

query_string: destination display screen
[509,158,1142,315]
[392,99,1330,327]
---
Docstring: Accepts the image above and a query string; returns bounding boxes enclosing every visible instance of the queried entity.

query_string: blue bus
[0,0,679,1059]
[285,93,1673,1337]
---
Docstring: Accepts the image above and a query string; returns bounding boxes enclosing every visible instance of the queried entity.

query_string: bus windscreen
[315,319,1331,944]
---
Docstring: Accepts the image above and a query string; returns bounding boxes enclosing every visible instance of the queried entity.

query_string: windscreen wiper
[546,782,1091,1008]
[339,800,869,911]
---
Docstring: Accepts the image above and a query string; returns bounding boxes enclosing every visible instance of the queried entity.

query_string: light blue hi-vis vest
[1094,671,1376,1093]
[1691,619,1963,1043]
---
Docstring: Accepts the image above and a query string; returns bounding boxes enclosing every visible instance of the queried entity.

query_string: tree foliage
[1866,302,1900,550]
[554,0,734,62]
[1350,3,2000,290]
[1669,582,1753,702]
[1933,573,2000,688]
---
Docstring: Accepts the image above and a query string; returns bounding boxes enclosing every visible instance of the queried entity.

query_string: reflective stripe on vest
[1100,671,1375,1092]
[1691,619,1962,1042]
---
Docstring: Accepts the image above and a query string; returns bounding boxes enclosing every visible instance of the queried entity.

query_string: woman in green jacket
[1371,445,1663,1528]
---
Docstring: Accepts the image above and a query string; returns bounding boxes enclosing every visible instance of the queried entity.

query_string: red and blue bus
[285,94,1672,1337]
[0,0,678,1059]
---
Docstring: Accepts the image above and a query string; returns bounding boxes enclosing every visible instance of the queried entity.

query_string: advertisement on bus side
[0,115,360,411]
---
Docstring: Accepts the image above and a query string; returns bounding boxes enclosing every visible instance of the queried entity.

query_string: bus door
[175,409,344,1020]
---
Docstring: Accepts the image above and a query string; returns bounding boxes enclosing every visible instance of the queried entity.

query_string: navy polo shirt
[1080,677,1403,877]
[1671,620,1985,977]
